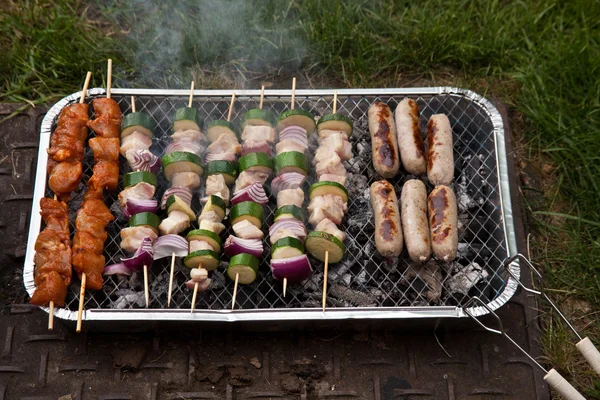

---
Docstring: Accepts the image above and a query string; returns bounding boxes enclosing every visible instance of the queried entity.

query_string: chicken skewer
[321,90,336,311]
[230,87,267,309]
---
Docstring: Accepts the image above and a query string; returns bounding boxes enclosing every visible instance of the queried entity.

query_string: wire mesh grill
[43,91,508,312]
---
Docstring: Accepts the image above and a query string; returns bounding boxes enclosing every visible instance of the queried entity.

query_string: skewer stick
[188,81,195,108]
[80,71,91,104]
[131,96,136,113]
[76,273,86,333]
[333,90,337,114]
[322,251,329,311]
[227,93,236,122]
[167,253,176,307]
[106,59,113,99]
[143,264,150,307]
[48,301,54,331]
[191,281,198,313]
[259,85,265,110]
[283,278,287,298]
[231,273,239,310]
[290,77,296,110]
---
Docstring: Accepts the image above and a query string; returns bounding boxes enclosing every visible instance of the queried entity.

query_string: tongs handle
[577,337,600,376]
[544,369,586,400]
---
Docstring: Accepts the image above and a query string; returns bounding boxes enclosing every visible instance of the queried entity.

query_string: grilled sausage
[370,180,403,257]
[428,185,458,262]
[400,179,431,262]
[395,99,426,175]
[427,114,454,185]
[368,102,400,178]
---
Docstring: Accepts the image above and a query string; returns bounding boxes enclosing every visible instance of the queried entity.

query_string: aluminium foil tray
[24,87,519,324]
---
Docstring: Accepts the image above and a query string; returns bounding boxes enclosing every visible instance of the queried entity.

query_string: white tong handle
[544,369,585,399]
[577,337,600,376]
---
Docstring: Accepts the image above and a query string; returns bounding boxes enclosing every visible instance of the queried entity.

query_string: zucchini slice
[274,205,306,223]
[206,120,237,142]
[121,112,155,139]
[184,250,220,270]
[186,229,222,253]
[274,151,307,176]
[161,151,203,181]
[173,107,203,132]
[305,231,345,263]
[230,201,264,228]
[276,109,316,134]
[242,109,275,128]
[271,237,305,260]
[128,212,160,232]
[317,113,353,136]
[166,194,195,221]
[201,195,226,220]
[238,152,273,175]
[123,171,157,188]
[308,181,348,202]
[227,254,260,284]
[205,160,238,185]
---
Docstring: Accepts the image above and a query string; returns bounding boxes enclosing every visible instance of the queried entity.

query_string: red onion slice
[279,126,308,146]
[269,218,307,241]
[223,235,263,258]
[153,234,189,260]
[103,263,132,276]
[160,187,193,209]
[121,237,154,271]
[165,139,204,157]
[270,172,306,196]
[205,152,237,163]
[123,198,159,219]
[125,149,160,173]
[231,183,268,205]
[270,254,312,284]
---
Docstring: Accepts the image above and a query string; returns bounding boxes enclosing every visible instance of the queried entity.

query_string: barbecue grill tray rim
[24,86,519,323]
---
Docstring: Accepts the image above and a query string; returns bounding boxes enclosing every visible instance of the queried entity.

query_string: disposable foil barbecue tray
[24,87,519,324]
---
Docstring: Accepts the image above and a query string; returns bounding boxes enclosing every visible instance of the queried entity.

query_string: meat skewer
[74,62,121,332]
[229,87,267,309]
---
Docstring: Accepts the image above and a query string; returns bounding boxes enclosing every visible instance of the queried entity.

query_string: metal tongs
[464,296,586,399]
[505,254,600,375]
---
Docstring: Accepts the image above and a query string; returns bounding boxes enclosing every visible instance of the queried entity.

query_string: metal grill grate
[38,89,510,314]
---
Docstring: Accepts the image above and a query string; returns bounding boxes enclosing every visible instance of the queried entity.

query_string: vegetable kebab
[30,72,91,330]
[73,62,123,332]
[269,77,313,296]
[305,91,352,310]
[225,87,274,308]
[114,97,160,307]
[185,92,240,311]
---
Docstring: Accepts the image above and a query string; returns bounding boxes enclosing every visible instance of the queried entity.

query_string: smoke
[111,0,307,88]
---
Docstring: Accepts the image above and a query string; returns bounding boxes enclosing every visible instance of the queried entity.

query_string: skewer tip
[283,278,287,298]
[48,301,54,331]
[76,273,86,333]
[167,252,176,308]
[143,264,150,308]
[191,281,199,313]
[232,273,240,310]
[322,251,329,312]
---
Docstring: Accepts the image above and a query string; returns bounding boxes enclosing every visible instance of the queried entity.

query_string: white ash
[446,262,489,295]
[113,289,145,309]
[354,269,368,286]
[304,271,323,292]
[210,270,227,290]
[340,273,352,286]
[457,243,470,258]
[327,258,352,283]
[455,178,478,212]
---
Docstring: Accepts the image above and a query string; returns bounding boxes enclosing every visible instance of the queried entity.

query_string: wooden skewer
[143,264,150,307]
[48,301,54,331]
[131,96,136,113]
[322,251,329,311]
[106,59,113,99]
[188,81,195,108]
[80,71,91,104]
[283,278,287,298]
[259,85,265,110]
[76,273,86,333]
[231,273,239,310]
[227,93,236,122]
[333,90,338,114]
[191,282,199,313]
[167,253,176,307]
[290,77,296,110]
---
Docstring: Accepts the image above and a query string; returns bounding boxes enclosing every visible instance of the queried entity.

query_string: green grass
[2,0,600,395]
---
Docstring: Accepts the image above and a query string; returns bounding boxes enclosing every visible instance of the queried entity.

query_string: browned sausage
[400,179,431,262]
[370,180,403,257]
[428,185,458,262]
[395,99,426,175]
[427,114,454,185]
[368,102,400,178]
